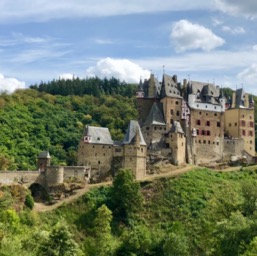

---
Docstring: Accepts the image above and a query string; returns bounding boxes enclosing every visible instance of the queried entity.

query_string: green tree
[163,223,189,256]
[118,224,154,256]
[85,205,118,256]
[38,221,82,256]
[111,169,143,222]
[214,211,254,256]
[241,181,257,216]
[242,236,257,256]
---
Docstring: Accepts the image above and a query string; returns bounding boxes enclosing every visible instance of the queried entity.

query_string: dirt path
[33,181,112,212]
[34,164,257,213]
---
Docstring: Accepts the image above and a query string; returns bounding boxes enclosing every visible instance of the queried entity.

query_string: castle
[77,120,147,180]
[77,73,256,180]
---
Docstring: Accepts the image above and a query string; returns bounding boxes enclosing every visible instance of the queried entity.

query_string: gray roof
[170,121,184,134]
[234,88,250,108]
[143,74,161,98]
[189,81,221,104]
[38,151,51,159]
[143,102,166,126]
[160,74,182,98]
[122,120,146,146]
[190,81,210,95]
[83,125,113,145]
[202,84,220,98]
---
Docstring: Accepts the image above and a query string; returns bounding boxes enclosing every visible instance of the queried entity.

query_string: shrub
[25,194,34,210]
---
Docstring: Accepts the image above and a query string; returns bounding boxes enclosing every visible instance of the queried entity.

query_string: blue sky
[1,0,257,95]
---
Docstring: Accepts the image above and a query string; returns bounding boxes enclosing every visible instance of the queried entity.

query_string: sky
[1,0,257,95]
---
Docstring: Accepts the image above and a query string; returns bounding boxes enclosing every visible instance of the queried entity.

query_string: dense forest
[2,168,257,255]
[0,78,138,170]
[0,78,255,170]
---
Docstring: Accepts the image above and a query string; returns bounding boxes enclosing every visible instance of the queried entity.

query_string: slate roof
[142,75,161,98]
[160,74,182,98]
[235,88,246,108]
[202,84,220,98]
[122,120,146,146]
[190,81,210,95]
[170,121,184,134]
[189,81,221,104]
[83,126,113,145]
[143,102,166,126]
[38,151,51,159]
[154,77,162,97]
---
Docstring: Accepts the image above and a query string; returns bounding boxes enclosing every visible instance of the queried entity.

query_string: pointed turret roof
[143,102,166,126]
[38,151,51,159]
[170,121,184,134]
[122,120,146,146]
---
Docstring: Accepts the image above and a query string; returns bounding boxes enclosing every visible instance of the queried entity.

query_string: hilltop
[0,77,255,172]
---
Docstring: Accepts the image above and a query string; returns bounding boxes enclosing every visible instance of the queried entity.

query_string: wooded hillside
[0,78,255,170]
[0,78,137,170]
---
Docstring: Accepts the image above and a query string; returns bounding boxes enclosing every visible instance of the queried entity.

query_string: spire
[249,94,255,108]
[122,120,146,146]
[139,76,143,90]
[136,77,144,98]
[135,126,141,145]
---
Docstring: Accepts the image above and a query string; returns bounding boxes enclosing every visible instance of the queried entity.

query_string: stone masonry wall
[0,171,44,187]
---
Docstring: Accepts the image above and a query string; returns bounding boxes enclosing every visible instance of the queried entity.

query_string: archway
[29,183,49,202]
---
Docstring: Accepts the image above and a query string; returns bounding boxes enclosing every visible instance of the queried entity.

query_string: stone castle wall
[223,138,244,161]
[160,97,182,129]
[0,171,44,187]
[78,143,113,177]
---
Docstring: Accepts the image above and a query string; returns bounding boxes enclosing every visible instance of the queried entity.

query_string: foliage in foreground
[2,168,257,255]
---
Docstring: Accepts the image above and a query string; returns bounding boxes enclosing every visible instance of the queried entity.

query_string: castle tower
[159,74,183,130]
[136,78,144,98]
[37,151,51,172]
[137,74,161,126]
[224,89,255,157]
[141,102,166,149]
[167,121,186,165]
[122,120,147,180]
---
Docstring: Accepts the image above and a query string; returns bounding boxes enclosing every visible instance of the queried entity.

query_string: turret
[122,120,147,180]
[37,151,51,172]
[136,78,144,98]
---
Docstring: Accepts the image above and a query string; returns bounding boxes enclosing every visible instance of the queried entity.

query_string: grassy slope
[37,167,257,255]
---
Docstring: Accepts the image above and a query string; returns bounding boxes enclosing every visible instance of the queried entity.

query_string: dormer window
[84,136,92,143]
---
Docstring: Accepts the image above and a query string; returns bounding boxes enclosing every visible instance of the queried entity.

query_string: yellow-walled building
[225,89,255,156]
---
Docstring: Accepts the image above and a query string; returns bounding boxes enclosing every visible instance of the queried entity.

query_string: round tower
[45,166,64,187]
[37,151,51,172]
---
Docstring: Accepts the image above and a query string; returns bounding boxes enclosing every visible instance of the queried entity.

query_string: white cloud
[85,57,150,83]
[0,73,26,93]
[59,73,77,80]
[94,39,115,45]
[222,26,245,34]
[253,45,257,51]
[215,0,257,19]
[0,1,212,23]
[237,64,257,94]
[170,20,225,52]
[212,17,223,27]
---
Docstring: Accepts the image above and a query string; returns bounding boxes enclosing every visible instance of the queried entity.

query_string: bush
[25,194,34,210]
